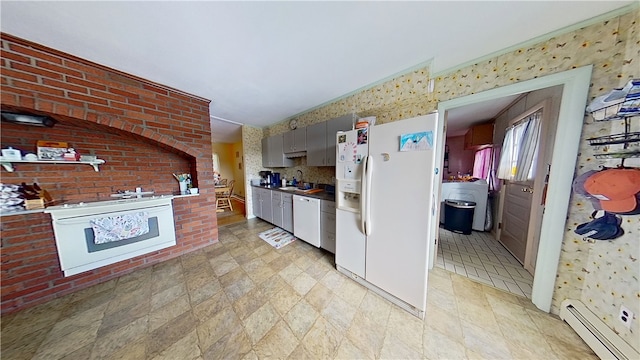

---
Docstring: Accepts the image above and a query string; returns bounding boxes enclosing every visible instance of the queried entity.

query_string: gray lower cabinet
[271,192,283,228]
[282,193,293,233]
[262,134,293,167]
[254,187,293,233]
[251,188,261,218]
[320,200,336,254]
[253,187,273,223]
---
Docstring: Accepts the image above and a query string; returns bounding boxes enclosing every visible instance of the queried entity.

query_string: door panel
[365,114,437,310]
[499,181,533,263]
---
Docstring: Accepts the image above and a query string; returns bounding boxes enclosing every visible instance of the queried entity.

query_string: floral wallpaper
[242,125,264,218]
[252,6,640,351]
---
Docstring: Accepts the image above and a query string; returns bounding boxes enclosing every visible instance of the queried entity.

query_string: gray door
[499,180,534,264]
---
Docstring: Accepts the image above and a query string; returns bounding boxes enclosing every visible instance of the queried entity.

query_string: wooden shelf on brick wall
[0,159,105,172]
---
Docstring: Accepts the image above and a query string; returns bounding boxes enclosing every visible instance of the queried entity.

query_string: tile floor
[437,228,535,298]
[1,219,595,359]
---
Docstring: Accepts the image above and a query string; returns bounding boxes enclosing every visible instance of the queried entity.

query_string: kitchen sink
[278,186,299,191]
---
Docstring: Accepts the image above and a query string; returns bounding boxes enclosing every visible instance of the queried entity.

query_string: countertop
[252,184,335,202]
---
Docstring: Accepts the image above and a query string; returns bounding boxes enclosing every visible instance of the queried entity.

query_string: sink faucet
[296,170,303,186]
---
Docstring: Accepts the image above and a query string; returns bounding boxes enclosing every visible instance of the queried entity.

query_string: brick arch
[0,33,218,315]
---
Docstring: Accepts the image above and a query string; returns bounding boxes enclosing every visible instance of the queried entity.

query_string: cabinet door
[294,128,306,152]
[252,188,262,218]
[283,131,295,153]
[321,200,336,254]
[271,191,283,228]
[282,194,294,233]
[261,137,270,167]
[269,135,293,167]
[260,188,273,223]
[326,115,354,166]
[284,128,307,153]
[306,122,327,166]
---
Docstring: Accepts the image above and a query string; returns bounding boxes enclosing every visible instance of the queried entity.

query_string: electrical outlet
[619,305,633,329]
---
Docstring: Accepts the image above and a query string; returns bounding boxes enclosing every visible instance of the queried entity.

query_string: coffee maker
[272,172,281,187]
[259,171,272,186]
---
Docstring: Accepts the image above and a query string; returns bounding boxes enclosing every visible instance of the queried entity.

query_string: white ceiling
[0,1,632,143]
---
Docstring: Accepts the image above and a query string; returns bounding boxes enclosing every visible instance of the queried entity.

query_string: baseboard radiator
[560,299,639,360]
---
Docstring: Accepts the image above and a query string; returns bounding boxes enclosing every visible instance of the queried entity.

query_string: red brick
[11,62,63,80]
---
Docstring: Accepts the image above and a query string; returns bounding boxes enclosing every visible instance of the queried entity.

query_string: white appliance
[335,113,439,319]
[293,194,321,247]
[45,197,176,276]
[440,180,489,231]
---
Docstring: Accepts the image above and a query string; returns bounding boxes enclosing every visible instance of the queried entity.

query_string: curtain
[497,109,543,182]
[473,147,492,180]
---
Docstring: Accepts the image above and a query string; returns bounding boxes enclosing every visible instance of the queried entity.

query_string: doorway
[430,66,593,312]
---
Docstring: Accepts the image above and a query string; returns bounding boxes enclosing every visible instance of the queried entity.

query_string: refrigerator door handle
[364,155,373,235]
[360,155,368,235]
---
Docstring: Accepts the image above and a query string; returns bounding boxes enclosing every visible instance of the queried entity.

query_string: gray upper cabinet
[306,122,327,166]
[306,114,353,166]
[326,115,354,166]
[283,128,306,154]
[262,134,293,168]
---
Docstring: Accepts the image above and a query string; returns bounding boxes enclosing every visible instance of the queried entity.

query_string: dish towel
[90,211,150,244]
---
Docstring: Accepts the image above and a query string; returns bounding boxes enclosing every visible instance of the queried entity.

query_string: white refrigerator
[335,113,439,319]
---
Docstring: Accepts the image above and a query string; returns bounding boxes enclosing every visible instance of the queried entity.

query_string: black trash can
[444,199,476,235]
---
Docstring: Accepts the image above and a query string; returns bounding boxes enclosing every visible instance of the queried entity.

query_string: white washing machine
[440,180,489,231]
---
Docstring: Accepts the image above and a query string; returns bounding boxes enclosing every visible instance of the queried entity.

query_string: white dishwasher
[293,195,321,247]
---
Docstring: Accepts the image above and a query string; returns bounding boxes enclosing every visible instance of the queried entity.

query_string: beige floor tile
[526,307,592,351]
[424,302,463,342]
[243,302,281,345]
[498,316,556,359]
[202,323,252,360]
[544,335,598,360]
[196,307,241,352]
[284,299,319,340]
[255,320,299,359]
[461,320,513,360]
[335,337,371,360]
[279,263,303,284]
[305,260,331,281]
[320,269,347,291]
[287,344,317,360]
[211,253,240,277]
[49,303,108,340]
[426,286,459,315]
[90,315,148,360]
[386,306,424,353]
[151,329,201,360]
[322,295,357,331]
[151,282,187,311]
[302,317,343,358]
[98,337,147,360]
[233,286,270,320]
[147,310,197,358]
[346,311,385,358]
[423,327,467,360]
[192,290,230,320]
[335,277,367,307]
[379,333,423,360]
[457,300,501,334]
[291,271,318,296]
[270,282,303,315]
[304,283,333,312]
[32,319,101,360]
[0,326,50,360]
[358,291,391,327]
[223,274,255,302]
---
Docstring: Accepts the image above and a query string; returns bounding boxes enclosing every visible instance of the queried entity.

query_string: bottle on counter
[281,177,287,187]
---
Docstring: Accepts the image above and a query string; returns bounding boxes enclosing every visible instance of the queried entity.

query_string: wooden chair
[218,178,228,186]
[216,180,235,211]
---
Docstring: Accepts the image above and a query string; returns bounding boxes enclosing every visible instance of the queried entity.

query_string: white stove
[45,195,177,276]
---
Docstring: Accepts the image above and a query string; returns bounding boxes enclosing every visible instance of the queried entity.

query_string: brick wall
[0,33,218,314]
